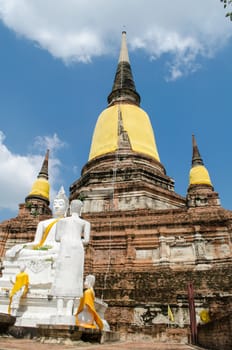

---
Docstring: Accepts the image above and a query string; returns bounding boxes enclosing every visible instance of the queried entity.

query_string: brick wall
[89,264,232,336]
[198,315,232,350]
[93,265,232,305]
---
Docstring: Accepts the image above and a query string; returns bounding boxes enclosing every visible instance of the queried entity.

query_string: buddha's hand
[82,239,89,246]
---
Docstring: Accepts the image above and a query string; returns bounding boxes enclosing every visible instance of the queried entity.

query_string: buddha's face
[53,198,67,217]
[84,275,95,289]
[19,263,26,273]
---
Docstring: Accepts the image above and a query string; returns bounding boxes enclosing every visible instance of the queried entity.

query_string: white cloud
[33,133,66,155]
[0,131,65,215]
[0,0,231,79]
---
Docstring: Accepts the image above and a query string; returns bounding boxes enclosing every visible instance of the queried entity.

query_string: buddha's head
[53,186,69,218]
[70,199,83,216]
[84,274,95,289]
[19,263,26,273]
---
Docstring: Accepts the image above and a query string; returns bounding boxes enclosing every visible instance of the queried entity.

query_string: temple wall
[81,206,232,335]
[0,198,231,337]
[198,315,232,350]
[89,265,232,334]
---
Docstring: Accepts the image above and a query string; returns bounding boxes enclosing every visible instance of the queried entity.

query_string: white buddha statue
[76,274,103,330]
[51,199,90,317]
[5,186,69,261]
[8,263,29,316]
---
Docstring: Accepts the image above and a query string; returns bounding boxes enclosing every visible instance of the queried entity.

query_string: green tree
[221,0,232,20]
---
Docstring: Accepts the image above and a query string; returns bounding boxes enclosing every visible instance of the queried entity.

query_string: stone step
[7,324,120,344]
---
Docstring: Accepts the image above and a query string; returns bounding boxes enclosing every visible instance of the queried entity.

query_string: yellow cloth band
[33,218,60,249]
[8,272,29,314]
[76,288,103,330]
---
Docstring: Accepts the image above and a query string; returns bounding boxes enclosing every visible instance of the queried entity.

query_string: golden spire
[107,31,140,106]
[189,135,212,187]
[26,150,50,204]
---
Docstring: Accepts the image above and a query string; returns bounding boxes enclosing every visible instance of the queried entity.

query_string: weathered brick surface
[1,201,232,339]
[86,264,232,334]
[198,315,232,350]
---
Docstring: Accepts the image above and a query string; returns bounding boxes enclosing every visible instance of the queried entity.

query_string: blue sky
[0,0,232,221]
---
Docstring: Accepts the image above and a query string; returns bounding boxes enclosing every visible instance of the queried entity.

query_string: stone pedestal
[37,324,119,343]
[50,315,76,325]
[0,256,109,329]
[0,312,16,333]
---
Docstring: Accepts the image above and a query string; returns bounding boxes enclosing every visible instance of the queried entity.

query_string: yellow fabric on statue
[8,272,29,314]
[76,287,103,330]
[33,218,60,249]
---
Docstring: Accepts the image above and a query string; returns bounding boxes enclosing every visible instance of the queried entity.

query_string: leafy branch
[221,0,232,20]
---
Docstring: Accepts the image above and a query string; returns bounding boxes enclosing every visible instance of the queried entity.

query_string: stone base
[8,325,38,339]
[0,293,108,328]
[0,313,16,333]
[39,324,120,344]
[49,315,76,325]
[0,257,109,330]
[8,324,120,344]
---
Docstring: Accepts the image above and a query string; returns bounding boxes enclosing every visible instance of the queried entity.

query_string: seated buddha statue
[5,186,69,261]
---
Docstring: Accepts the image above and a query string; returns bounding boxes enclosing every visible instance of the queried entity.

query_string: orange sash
[33,218,60,250]
[8,272,29,314]
[76,288,103,330]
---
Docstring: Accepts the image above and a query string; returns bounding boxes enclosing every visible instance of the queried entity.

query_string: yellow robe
[8,272,29,314]
[76,287,103,330]
[33,218,60,249]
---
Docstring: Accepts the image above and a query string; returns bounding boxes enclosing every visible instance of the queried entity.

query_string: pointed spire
[38,149,49,180]
[192,135,203,167]
[118,31,130,63]
[107,31,140,106]
[25,150,50,205]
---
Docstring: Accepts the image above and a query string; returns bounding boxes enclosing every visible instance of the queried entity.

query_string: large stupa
[70,31,185,212]
[69,32,232,340]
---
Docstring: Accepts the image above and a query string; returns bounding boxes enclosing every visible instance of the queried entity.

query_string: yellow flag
[168,304,174,322]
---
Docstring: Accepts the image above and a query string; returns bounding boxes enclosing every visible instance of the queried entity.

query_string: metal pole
[187,282,197,345]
